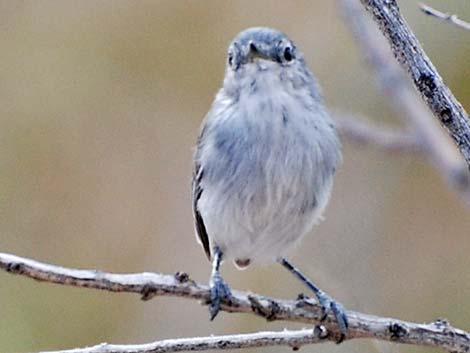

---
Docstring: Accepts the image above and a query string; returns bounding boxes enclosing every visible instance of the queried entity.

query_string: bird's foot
[280,258,348,343]
[209,273,232,320]
[316,292,348,343]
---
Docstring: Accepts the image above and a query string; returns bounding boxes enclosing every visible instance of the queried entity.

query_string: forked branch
[1,252,469,353]
[357,0,470,169]
[339,0,470,201]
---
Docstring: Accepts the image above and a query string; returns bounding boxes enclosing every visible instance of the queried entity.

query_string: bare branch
[338,0,470,201]
[355,0,470,170]
[1,252,470,353]
[35,329,327,353]
[420,3,470,32]
[333,113,420,153]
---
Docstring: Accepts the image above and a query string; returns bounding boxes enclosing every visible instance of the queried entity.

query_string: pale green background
[0,1,469,353]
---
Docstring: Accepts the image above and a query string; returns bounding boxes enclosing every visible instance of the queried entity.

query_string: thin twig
[357,0,470,170]
[36,329,327,353]
[333,113,420,153]
[420,3,470,32]
[338,0,470,201]
[1,252,470,353]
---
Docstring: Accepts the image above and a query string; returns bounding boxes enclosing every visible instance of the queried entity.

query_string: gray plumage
[192,27,341,269]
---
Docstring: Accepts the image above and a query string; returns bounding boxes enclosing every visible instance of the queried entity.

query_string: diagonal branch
[333,113,421,153]
[357,0,470,170]
[1,252,470,353]
[420,3,470,32]
[338,0,470,202]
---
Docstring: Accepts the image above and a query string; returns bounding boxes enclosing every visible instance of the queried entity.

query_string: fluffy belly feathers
[197,102,336,265]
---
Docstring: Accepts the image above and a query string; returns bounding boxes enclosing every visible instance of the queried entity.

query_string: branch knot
[389,321,409,340]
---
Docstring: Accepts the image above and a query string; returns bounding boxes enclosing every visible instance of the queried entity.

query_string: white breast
[197,64,340,267]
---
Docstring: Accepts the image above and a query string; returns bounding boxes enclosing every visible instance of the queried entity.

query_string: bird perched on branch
[192,27,347,341]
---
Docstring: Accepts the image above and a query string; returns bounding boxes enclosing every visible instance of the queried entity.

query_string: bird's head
[227,27,300,69]
[222,27,314,98]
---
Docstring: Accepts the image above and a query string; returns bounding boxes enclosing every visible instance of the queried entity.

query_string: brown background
[1,1,469,353]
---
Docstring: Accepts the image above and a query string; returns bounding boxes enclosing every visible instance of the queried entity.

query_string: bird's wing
[191,126,211,261]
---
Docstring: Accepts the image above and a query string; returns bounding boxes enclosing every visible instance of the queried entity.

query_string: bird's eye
[283,46,293,62]
[228,52,234,66]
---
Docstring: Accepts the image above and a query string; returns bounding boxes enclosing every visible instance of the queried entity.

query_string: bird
[191,27,347,340]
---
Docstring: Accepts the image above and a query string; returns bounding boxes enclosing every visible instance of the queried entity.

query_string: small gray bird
[192,27,347,340]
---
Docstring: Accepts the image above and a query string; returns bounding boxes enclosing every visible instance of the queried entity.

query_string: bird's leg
[279,258,348,343]
[208,246,232,320]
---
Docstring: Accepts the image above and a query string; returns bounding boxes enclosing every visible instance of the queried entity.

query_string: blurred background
[1,1,469,352]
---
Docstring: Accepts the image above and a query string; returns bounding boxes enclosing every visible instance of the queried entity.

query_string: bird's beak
[246,42,273,62]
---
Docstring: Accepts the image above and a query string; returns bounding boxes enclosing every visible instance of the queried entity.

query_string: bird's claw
[209,273,232,320]
[317,293,348,343]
